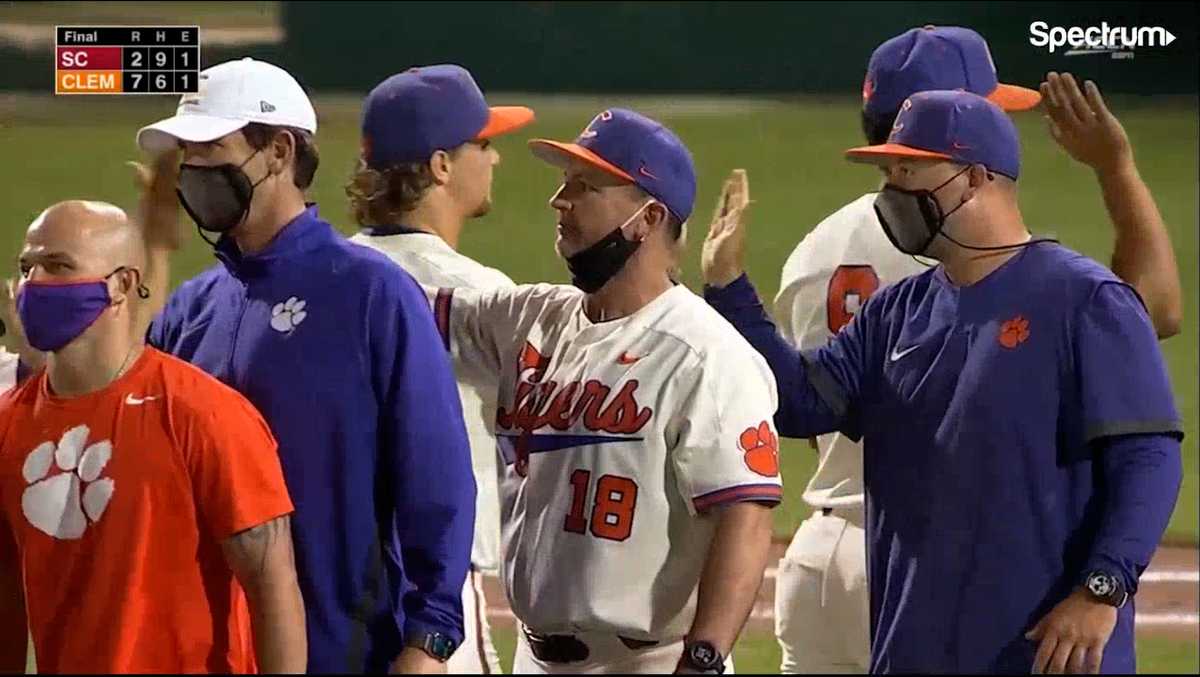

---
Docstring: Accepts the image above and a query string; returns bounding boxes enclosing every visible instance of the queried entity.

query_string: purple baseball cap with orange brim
[863,25,1041,117]
[847,90,1022,180]
[361,64,534,168]
[528,108,697,223]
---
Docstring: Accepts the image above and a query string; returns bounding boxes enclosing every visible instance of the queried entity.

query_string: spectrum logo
[1029,21,1177,59]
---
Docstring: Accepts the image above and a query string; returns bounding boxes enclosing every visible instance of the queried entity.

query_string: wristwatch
[405,631,458,662]
[680,640,726,674]
[1082,570,1129,608]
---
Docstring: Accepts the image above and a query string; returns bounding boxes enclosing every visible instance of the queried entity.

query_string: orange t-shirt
[0,347,294,673]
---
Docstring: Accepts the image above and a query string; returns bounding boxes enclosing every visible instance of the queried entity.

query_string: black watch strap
[681,640,726,674]
[405,631,457,662]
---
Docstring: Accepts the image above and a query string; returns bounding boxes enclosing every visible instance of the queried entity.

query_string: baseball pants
[774,506,869,673]
[447,567,503,674]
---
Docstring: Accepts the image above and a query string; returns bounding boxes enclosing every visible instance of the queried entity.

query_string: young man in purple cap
[769,26,1183,673]
[346,63,536,674]
[702,90,1183,674]
[137,57,477,674]
[425,108,781,673]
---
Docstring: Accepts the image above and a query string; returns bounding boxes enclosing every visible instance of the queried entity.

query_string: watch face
[1088,573,1115,597]
[689,641,720,668]
[429,635,455,659]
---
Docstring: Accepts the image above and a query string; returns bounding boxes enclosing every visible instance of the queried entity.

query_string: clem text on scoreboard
[56,26,200,95]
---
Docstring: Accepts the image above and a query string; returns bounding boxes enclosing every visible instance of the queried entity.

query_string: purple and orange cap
[361,64,534,167]
[848,26,1038,180]
[846,90,1022,180]
[528,108,698,223]
[862,25,1041,118]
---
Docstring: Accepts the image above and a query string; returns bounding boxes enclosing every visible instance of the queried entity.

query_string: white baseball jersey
[773,193,927,509]
[0,348,18,392]
[435,282,783,639]
[349,229,512,572]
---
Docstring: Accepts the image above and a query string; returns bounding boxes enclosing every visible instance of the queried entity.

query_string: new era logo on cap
[260,100,276,113]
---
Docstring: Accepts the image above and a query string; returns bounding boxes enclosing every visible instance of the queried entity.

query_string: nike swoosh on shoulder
[889,344,920,362]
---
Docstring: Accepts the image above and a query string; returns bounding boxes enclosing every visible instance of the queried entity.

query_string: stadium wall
[0,2,1194,95]
[279,1,1197,96]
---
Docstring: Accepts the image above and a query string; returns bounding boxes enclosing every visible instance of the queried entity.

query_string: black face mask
[563,201,653,294]
[874,166,1059,258]
[176,149,267,236]
[566,226,642,294]
[873,165,970,256]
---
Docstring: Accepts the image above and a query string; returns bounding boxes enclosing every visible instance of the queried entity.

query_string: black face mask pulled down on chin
[176,149,268,242]
[566,225,642,293]
[563,201,654,294]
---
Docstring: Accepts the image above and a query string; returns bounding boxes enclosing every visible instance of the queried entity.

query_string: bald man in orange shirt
[0,197,306,673]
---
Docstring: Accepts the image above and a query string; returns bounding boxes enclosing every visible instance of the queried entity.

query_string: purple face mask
[16,267,147,352]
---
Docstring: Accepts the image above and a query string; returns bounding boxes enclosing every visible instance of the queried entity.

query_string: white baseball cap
[136,57,317,154]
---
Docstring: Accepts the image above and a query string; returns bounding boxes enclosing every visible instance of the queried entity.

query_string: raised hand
[127,148,183,251]
[127,149,182,323]
[1040,73,1134,176]
[701,168,752,289]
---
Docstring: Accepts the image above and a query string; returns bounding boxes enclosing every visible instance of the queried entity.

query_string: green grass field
[2,92,1197,675]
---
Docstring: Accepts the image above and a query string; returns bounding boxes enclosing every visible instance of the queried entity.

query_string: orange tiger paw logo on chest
[998,315,1031,349]
[739,421,780,477]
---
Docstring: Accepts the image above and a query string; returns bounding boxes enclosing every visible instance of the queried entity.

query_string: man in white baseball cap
[139,57,478,674]
[136,57,320,241]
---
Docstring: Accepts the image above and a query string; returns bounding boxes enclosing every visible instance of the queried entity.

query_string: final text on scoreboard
[56,26,200,95]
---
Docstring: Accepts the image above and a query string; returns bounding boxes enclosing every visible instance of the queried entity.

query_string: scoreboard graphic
[56,26,200,95]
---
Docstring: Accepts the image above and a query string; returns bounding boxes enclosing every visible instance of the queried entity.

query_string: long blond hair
[344,157,435,226]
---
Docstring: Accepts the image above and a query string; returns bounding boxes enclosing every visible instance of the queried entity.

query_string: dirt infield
[481,544,1199,641]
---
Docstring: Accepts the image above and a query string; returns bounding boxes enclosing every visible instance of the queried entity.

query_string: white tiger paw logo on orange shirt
[21,425,115,540]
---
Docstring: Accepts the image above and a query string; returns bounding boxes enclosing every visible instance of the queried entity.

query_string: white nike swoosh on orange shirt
[124,395,159,405]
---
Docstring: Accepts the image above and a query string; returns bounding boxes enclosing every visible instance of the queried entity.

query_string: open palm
[701,168,752,288]
[1040,72,1133,175]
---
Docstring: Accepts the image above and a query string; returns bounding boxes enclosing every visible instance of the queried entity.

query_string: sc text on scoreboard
[56,26,200,95]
